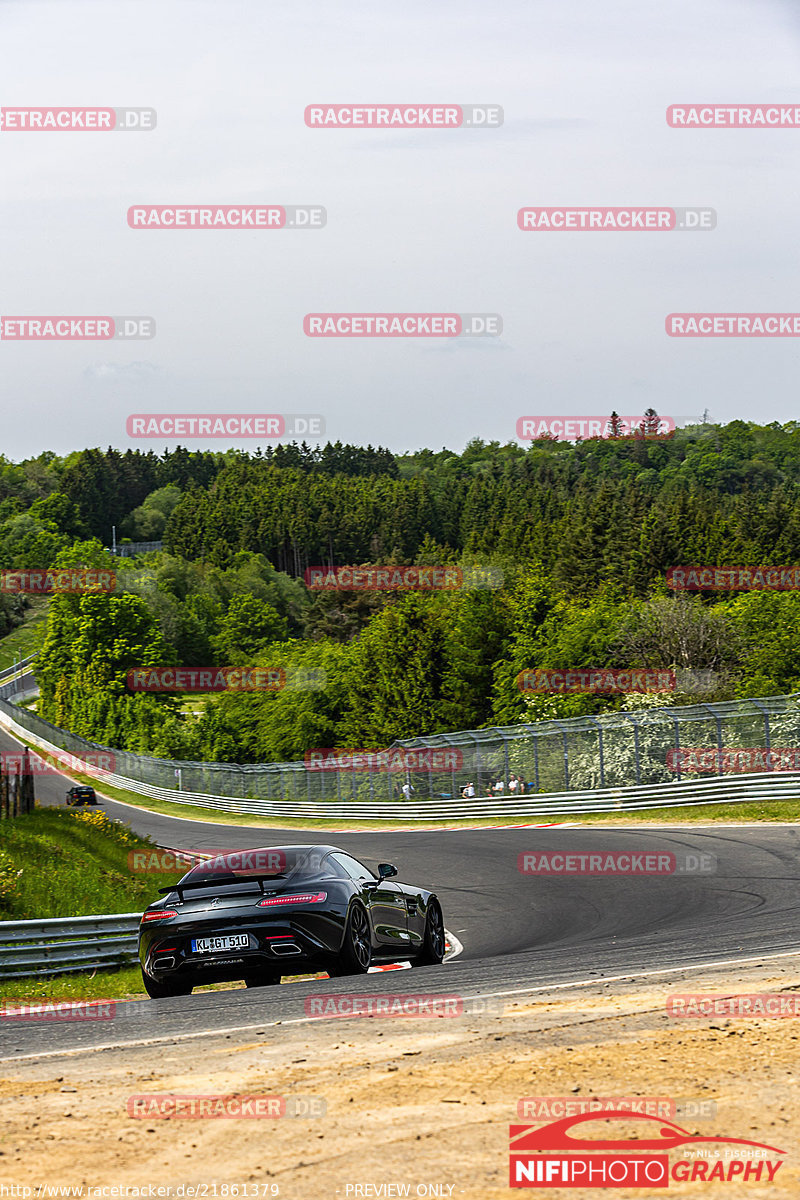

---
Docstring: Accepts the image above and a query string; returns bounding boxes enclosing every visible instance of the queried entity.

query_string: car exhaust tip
[271,942,303,956]
[154,956,176,969]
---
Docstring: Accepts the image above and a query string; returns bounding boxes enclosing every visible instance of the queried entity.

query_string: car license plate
[191,934,250,954]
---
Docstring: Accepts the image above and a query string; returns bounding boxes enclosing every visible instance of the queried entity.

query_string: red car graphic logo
[510,1110,785,1154]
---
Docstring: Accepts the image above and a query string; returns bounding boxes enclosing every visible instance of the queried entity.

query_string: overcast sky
[1,0,799,458]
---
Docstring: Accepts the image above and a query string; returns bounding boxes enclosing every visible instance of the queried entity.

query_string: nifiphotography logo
[509,1111,785,1187]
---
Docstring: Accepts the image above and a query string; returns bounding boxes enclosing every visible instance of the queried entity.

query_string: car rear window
[178,847,330,888]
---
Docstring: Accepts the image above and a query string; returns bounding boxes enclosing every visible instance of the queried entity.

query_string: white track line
[4,946,800,1064]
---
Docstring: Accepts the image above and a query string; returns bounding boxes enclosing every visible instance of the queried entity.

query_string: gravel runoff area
[1,957,799,1198]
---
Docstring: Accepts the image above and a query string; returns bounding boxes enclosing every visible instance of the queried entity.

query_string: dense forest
[4,419,800,763]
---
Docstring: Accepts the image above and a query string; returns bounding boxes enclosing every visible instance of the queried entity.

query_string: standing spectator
[508,774,519,793]
[401,781,414,801]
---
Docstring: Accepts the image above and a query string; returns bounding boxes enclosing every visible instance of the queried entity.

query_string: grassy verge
[0,597,48,671]
[0,965,148,1003]
[559,800,800,823]
[0,808,184,999]
[0,808,336,1001]
[0,807,184,920]
[0,966,330,1003]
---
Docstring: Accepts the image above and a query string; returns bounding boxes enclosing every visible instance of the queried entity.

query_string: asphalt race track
[2,724,800,1061]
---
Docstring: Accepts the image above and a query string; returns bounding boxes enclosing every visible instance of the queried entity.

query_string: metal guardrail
[0,912,140,979]
[0,654,37,685]
[1,699,799,818]
[0,674,38,703]
[108,541,163,558]
[5,669,800,805]
[2,656,800,816]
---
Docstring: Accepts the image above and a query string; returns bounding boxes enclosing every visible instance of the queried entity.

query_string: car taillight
[142,909,178,922]
[256,891,327,908]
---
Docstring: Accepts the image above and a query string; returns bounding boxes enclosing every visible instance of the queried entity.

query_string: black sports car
[66,785,97,806]
[138,844,446,998]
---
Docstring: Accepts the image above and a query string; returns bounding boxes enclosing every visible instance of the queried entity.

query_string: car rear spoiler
[158,873,289,900]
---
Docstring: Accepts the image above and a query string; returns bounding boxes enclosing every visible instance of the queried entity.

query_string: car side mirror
[377,863,398,881]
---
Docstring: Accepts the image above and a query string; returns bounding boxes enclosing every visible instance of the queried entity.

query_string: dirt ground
[1,958,799,1199]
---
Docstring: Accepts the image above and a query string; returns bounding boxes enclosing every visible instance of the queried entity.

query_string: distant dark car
[65,785,97,806]
[138,843,446,999]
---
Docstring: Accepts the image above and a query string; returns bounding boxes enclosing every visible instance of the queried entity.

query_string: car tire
[244,972,282,988]
[141,970,193,999]
[414,901,445,966]
[330,902,372,975]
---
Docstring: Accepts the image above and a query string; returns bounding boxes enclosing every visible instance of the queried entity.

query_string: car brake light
[156,945,177,952]
[142,909,178,921]
[257,891,327,908]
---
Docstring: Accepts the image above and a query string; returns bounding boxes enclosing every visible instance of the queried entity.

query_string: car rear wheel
[330,902,372,975]
[141,970,194,999]
[244,971,282,988]
[414,901,445,965]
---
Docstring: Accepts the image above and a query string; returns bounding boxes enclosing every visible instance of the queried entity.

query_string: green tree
[211,594,288,662]
[337,593,452,746]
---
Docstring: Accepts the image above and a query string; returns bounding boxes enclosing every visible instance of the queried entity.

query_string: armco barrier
[0,913,140,979]
[2,696,800,817]
[0,652,37,691]
[0,674,38,703]
[2,665,800,817]
[0,654,37,684]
